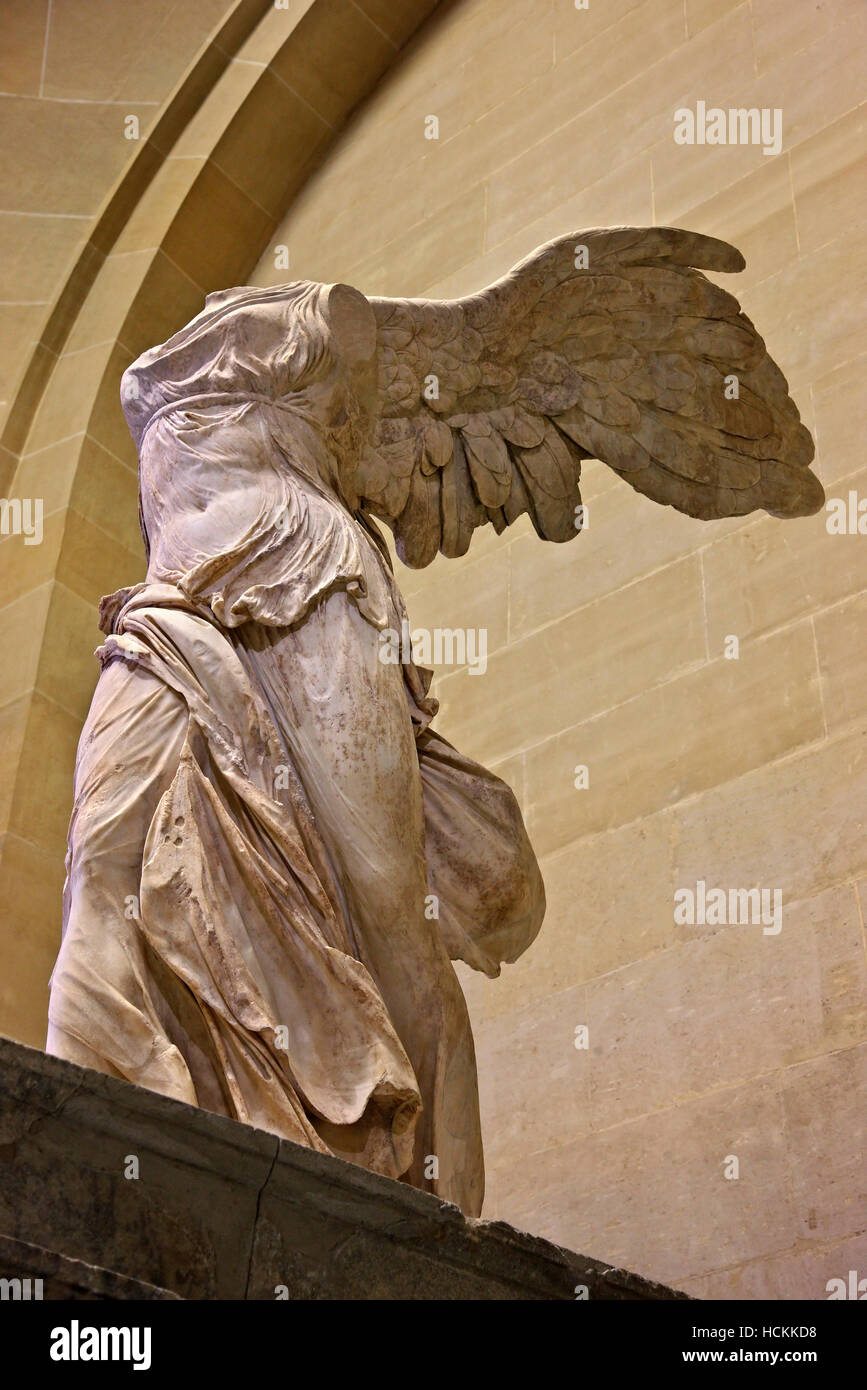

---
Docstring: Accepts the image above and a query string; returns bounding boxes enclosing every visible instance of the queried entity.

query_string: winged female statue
[47,228,823,1216]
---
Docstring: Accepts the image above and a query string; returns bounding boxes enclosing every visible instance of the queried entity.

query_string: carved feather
[358,226,823,566]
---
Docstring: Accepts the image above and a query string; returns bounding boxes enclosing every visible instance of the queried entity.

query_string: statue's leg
[241,592,484,1215]
[47,658,199,1105]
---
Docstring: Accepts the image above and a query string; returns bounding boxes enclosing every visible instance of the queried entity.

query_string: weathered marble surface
[45,229,821,1218]
[0,1036,686,1300]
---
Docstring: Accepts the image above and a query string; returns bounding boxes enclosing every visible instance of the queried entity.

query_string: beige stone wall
[252,0,867,1296]
[0,0,236,434]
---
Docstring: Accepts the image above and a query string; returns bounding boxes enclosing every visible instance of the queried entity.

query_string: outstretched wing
[356,226,823,568]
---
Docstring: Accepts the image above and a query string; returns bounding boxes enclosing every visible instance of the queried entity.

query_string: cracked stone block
[0,1234,179,1299]
[0,1037,685,1300]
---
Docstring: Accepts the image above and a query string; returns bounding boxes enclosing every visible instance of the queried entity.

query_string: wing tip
[765,466,826,518]
[658,227,747,273]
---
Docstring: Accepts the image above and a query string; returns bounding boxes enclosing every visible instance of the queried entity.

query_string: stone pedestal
[0,1036,684,1300]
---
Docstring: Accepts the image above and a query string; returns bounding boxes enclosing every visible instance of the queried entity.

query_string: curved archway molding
[0,0,441,1045]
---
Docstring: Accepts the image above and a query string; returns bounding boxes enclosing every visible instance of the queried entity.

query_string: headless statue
[47,228,823,1215]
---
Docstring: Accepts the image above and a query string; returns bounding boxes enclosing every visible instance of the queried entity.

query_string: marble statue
[47,228,823,1216]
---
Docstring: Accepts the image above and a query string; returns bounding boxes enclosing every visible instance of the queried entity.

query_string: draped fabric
[47,282,546,1214]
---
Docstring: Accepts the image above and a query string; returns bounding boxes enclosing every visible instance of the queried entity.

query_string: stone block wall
[251,0,867,1297]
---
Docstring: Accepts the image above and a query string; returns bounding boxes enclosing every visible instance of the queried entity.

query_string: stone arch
[0,0,440,1043]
